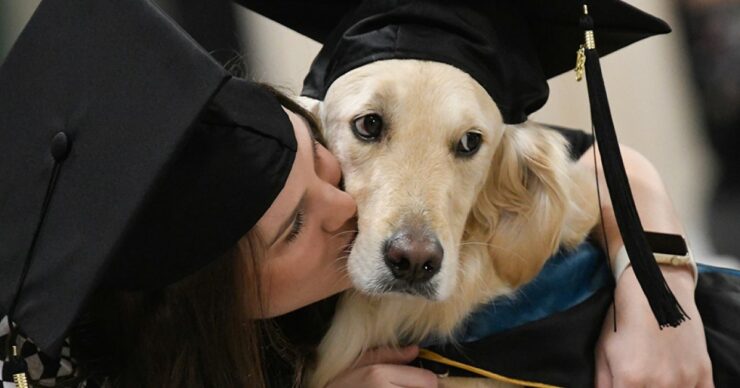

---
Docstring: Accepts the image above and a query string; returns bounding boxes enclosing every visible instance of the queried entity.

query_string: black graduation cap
[0,0,296,357]
[241,0,669,123]
[240,0,686,327]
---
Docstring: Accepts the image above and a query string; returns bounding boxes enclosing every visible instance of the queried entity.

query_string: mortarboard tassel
[578,4,687,328]
[2,133,70,384]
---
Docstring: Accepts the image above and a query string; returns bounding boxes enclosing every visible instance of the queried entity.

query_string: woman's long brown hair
[70,231,268,388]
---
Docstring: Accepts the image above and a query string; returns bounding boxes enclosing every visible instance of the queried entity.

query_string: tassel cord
[3,159,65,388]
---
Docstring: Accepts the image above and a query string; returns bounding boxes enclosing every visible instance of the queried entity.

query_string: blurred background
[2,0,738,268]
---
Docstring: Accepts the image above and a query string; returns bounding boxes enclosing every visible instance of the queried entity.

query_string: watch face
[645,231,688,256]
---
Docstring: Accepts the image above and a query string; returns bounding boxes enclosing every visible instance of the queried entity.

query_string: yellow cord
[418,348,562,388]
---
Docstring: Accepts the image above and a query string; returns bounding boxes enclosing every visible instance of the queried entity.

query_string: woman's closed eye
[286,209,305,244]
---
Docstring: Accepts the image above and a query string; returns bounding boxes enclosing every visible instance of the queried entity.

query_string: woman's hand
[327,345,438,388]
[595,265,713,388]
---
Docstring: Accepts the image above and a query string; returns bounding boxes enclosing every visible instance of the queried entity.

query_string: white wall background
[3,0,734,268]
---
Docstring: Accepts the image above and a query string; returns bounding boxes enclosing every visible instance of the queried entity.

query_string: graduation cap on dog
[0,0,296,371]
[239,0,687,327]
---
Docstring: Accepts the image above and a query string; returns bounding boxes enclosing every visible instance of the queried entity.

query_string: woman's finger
[354,345,420,368]
[384,364,438,387]
[328,353,438,388]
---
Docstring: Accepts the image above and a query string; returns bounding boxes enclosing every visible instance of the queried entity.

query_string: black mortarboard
[0,0,296,357]
[297,0,670,124]
[239,0,687,326]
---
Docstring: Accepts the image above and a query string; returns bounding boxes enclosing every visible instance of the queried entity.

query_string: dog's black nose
[384,229,443,283]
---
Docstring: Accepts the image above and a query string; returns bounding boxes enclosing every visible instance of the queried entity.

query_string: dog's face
[316,59,592,301]
[320,60,503,300]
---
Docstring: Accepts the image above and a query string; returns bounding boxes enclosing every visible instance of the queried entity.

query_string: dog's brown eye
[352,114,383,141]
[456,131,482,157]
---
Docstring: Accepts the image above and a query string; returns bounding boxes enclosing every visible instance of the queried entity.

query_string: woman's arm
[578,145,713,387]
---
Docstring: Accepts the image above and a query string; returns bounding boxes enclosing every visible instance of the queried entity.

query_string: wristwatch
[612,231,697,284]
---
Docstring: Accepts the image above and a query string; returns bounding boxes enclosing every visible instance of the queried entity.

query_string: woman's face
[253,107,357,318]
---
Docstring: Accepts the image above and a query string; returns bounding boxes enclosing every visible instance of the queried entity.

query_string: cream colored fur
[304,60,598,387]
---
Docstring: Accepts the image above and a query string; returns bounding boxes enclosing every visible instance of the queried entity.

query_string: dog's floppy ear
[470,125,577,287]
[295,96,328,140]
[296,96,323,119]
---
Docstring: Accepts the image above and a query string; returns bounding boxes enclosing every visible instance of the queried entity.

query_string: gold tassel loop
[11,346,29,388]
[575,45,585,81]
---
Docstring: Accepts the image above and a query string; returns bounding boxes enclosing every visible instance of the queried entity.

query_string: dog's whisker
[459,240,529,263]
[329,230,359,240]
[333,255,351,265]
[331,229,359,237]
[334,272,351,284]
[458,241,495,247]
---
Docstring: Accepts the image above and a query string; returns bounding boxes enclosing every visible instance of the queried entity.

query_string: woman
[59,93,435,388]
[0,1,710,387]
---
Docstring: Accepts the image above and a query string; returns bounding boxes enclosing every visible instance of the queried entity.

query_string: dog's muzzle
[382,227,443,298]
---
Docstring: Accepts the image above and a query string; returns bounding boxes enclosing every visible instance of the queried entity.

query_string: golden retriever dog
[303,59,599,387]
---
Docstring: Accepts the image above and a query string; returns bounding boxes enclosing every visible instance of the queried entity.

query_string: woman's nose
[317,144,342,187]
[321,185,357,233]
[317,144,356,232]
